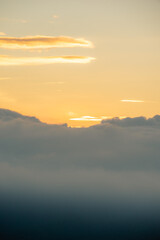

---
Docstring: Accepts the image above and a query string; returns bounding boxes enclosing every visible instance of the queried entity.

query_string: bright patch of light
[121,100,144,103]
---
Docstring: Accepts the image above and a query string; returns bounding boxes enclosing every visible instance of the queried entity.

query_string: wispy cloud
[121,100,144,103]
[0,92,15,103]
[0,32,6,36]
[0,77,11,80]
[53,15,59,19]
[0,55,95,65]
[41,81,64,85]
[0,18,27,24]
[0,35,93,50]
[70,116,101,121]
[70,116,127,122]
[49,15,59,24]
[70,116,104,121]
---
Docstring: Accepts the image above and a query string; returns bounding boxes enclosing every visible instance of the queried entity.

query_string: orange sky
[0,0,160,126]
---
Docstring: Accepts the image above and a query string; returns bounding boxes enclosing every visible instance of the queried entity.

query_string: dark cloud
[101,115,160,127]
[0,109,160,171]
[0,108,159,172]
[0,108,40,122]
[0,109,160,239]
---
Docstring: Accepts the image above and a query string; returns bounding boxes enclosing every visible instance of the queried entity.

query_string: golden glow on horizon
[0,55,95,65]
[70,115,126,122]
[70,116,102,121]
[0,35,93,50]
[68,115,128,127]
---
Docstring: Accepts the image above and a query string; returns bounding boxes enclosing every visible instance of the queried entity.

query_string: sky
[0,0,160,126]
[1,1,160,238]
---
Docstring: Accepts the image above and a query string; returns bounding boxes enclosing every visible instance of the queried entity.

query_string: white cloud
[121,99,144,103]
[70,116,126,122]
[0,55,95,65]
[70,116,102,121]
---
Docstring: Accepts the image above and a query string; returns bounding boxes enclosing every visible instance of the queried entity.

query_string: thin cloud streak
[41,81,64,85]
[121,100,144,103]
[0,92,15,103]
[70,116,105,121]
[53,15,59,19]
[0,77,11,80]
[0,55,95,65]
[0,18,27,23]
[70,116,126,122]
[0,35,93,50]
[0,32,6,36]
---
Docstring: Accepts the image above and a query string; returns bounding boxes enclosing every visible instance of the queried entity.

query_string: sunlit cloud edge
[0,35,94,49]
[0,55,95,65]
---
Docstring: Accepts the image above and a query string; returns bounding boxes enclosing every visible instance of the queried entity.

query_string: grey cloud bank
[101,115,160,127]
[0,108,40,122]
[0,109,160,171]
[0,109,160,240]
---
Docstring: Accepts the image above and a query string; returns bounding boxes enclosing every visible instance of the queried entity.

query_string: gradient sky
[0,0,160,126]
